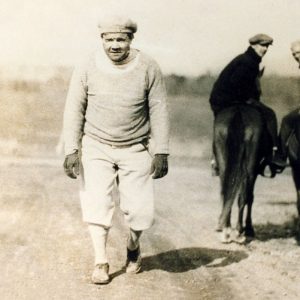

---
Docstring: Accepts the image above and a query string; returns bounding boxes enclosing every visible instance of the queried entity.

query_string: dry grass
[0,69,299,159]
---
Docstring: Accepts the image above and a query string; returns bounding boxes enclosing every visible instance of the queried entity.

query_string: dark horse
[214,104,269,243]
[280,109,300,217]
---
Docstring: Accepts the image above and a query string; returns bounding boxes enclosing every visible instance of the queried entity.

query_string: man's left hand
[150,154,168,179]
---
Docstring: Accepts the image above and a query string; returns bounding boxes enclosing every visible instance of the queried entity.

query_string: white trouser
[80,135,154,230]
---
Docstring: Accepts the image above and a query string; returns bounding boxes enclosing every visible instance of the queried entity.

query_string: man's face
[251,44,269,57]
[291,44,300,64]
[102,32,132,63]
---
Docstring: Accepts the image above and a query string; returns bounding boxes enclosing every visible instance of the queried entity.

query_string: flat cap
[97,15,137,35]
[249,33,273,46]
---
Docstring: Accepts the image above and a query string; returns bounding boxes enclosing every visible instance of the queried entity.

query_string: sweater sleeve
[63,63,88,155]
[147,61,170,154]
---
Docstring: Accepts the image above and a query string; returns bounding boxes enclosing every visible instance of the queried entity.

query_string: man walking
[209,33,285,175]
[63,15,169,284]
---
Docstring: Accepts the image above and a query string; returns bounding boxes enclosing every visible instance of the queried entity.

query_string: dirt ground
[1,155,300,300]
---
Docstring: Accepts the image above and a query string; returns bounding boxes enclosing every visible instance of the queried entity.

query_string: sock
[127,229,142,251]
[88,224,109,265]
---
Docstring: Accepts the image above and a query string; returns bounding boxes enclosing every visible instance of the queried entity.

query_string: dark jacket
[209,46,261,114]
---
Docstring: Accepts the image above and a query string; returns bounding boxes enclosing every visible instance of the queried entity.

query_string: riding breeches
[247,101,278,148]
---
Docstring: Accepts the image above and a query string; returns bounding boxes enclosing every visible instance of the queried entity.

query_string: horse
[214,104,270,243]
[280,109,300,217]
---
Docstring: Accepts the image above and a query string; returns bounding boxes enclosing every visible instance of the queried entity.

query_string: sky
[1,0,300,76]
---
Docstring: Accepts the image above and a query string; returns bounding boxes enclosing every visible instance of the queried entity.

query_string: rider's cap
[249,34,273,46]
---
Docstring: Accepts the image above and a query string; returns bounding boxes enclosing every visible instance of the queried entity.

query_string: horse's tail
[222,109,246,202]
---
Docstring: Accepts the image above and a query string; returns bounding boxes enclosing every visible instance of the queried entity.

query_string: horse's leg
[241,127,259,239]
[214,120,231,233]
[215,110,243,243]
[219,198,232,228]
[244,164,257,238]
[217,164,234,243]
[236,194,246,234]
[291,162,300,217]
[290,161,300,241]
[229,192,247,244]
[216,152,234,243]
[218,193,235,243]
[235,146,250,235]
[216,171,232,232]
[244,181,256,238]
[297,190,300,218]
[232,175,255,244]
[217,147,232,232]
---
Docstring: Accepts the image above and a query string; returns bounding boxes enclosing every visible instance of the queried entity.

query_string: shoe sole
[92,278,110,284]
[126,265,141,274]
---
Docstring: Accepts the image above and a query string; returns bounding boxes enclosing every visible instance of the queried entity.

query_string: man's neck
[247,46,262,63]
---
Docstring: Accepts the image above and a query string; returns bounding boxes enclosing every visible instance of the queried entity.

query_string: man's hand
[63,151,80,179]
[150,154,168,179]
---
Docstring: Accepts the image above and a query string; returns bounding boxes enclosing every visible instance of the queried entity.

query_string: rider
[209,33,286,175]
[278,40,300,162]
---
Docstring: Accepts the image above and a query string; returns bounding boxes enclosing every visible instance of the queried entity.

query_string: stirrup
[261,165,276,178]
[259,159,276,178]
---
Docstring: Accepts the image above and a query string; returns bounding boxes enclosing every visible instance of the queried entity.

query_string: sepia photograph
[1,0,300,299]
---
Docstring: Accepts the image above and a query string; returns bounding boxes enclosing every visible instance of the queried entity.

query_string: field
[1,68,300,299]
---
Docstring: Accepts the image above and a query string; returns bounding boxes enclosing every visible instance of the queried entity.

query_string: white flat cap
[98,15,137,34]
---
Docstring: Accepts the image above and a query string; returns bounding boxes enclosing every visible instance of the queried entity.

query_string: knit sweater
[63,48,169,155]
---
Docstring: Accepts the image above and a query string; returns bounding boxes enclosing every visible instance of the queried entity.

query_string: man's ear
[128,33,134,40]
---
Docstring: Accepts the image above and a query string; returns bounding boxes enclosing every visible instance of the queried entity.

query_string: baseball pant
[80,134,154,230]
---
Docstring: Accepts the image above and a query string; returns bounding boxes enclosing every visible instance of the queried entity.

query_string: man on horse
[209,33,286,176]
[279,40,300,162]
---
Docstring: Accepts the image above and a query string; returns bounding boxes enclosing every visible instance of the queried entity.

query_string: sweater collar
[245,46,262,63]
[95,47,140,73]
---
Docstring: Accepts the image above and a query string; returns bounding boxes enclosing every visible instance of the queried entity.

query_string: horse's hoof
[220,234,231,244]
[245,227,255,238]
[215,224,222,232]
[231,230,246,244]
[220,228,232,243]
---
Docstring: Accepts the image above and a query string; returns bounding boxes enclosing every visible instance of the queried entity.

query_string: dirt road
[1,156,300,300]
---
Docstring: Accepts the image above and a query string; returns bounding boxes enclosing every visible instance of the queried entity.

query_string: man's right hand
[63,151,80,179]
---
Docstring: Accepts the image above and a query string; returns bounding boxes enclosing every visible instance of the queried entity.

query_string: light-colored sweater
[63,48,169,155]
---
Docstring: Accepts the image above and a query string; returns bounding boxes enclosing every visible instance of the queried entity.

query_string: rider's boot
[269,147,287,173]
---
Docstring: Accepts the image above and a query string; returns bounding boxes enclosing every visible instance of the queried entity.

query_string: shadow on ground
[265,200,296,206]
[109,247,248,279]
[255,216,300,243]
[140,247,248,273]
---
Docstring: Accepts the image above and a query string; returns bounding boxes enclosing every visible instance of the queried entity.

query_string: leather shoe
[91,263,110,284]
